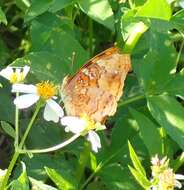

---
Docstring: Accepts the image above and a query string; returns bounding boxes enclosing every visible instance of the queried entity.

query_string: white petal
[175,180,182,189]
[52,96,57,100]
[87,131,101,153]
[14,94,39,109]
[60,116,86,133]
[15,68,21,75]
[22,66,30,77]
[175,174,184,180]
[0,67,13,80]
[46,99,64,118]
[44,100,64,123]
[12,84,37,94]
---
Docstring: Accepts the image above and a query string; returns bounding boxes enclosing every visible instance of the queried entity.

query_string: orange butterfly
[61,47,131,122]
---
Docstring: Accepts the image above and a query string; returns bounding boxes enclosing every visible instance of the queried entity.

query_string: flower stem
[176,36,184,66]
[0,104,41,190]
[19,133,80,154]
[118,94,145,107]
[0,151,19,190]
[160,127,166,155]
[75,142,90,183]
[14,92,19,148]
[79,163,102,190]
[19,104,41,149]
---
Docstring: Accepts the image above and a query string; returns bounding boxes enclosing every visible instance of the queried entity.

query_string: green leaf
[19,154,75,181]
[86,181,105,190]
[130,109,162,156]
[30,12,74,50]
[30,13,89,73]
[147,95,184,150]
[128,141,146,176]
[49,0,78,12]
[171,9,184,32]
[0,7,7,25]
[172,152,184,171]
[0,121,15,139]
[25,0,53,22]
[132,31,177,94]
[111,114,139,151]
[11,51,69,83]
[0,38,10,65]
[136,0,171,21]
[79,0,114,31]
[128,165,151,189]
[99,164,142,190]
[163,73,184,97]
[0,81,14,123]
[45,167,77,190]
[10,162,30,190]
[15,0,30,12]
[29,177,58,190]
[25,0,78,21]
[43,30,88,73]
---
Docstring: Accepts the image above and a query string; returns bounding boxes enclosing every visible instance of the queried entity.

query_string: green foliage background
[0,0,184,189]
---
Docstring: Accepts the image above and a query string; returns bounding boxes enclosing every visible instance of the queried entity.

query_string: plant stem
[0,104,41,190]
[176,38,184,66]
[79,163,102,190]
[0,152,19,190]
[19,104,41,149]
[19,133,80,154]
[14,92,19,148]
[160,127,166,155]
[118,94,145,107]
[76,142,90,183]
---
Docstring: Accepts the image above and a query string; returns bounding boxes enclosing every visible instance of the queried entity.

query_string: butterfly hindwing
[61,47,131,122]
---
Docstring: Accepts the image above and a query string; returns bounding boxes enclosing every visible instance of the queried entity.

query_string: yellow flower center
[36,81,56,100]
[10,73,18,83]
[81,115,96,131]
[159,169,175,190]
[10,72,24,84]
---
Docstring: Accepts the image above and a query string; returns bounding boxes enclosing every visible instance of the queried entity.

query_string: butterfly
[61,47,131,123]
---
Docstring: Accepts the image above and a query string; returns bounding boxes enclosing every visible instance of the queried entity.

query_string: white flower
[153,169,184,190]
[60,116,103,152]
[174,174,184,189]
[151,154,167,167]
[12,82,64,123]
[0,66,30,83]
[150,155,184,190]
